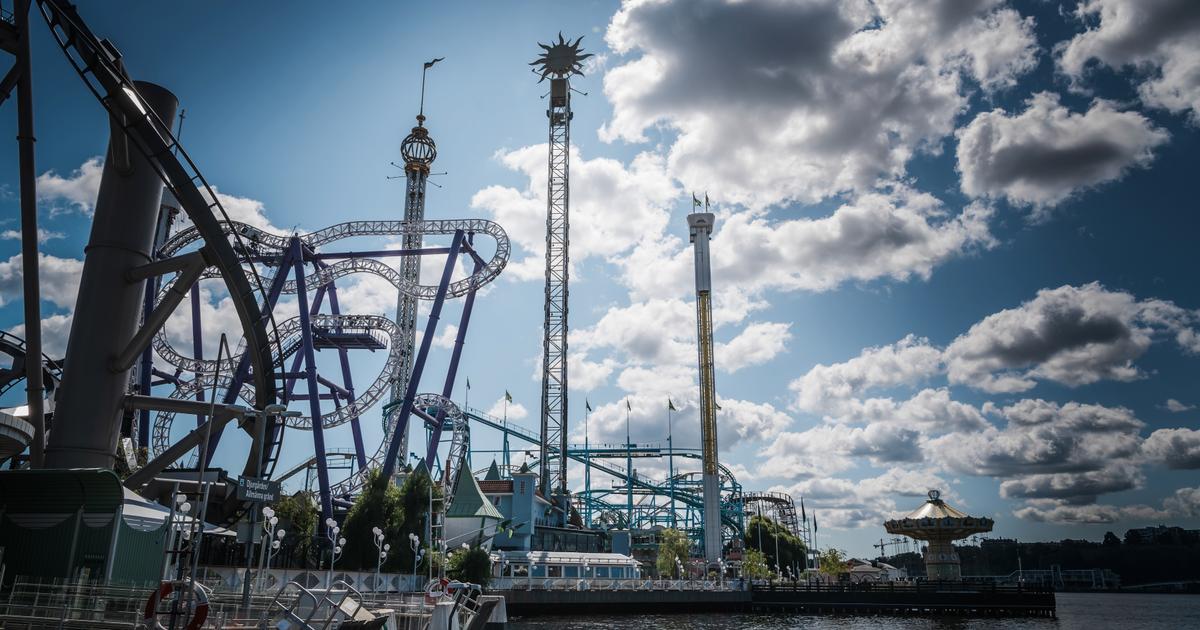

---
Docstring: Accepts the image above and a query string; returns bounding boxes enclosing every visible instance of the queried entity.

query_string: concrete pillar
[46,82,178,469]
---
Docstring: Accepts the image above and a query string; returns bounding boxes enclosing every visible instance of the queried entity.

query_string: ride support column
[47,83,178,469]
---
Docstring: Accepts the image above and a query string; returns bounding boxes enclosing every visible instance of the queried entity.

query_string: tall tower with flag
[688,198,722,564]
[389,58,441,468]
[531,34,590,510]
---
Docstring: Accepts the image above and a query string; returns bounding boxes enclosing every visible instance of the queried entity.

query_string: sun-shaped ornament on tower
[530,33,592,82]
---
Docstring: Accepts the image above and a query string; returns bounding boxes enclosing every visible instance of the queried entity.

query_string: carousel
[884,490,993,580]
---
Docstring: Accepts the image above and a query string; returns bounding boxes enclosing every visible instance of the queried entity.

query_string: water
[507,593,1200,630]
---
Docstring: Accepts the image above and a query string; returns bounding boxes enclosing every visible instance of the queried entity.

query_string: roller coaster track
[463,407,744,532]
[160,218,509,301]
[0,331,61,461]
[0,330,61,398]
[150,314,402,460]
[741,491,802,538]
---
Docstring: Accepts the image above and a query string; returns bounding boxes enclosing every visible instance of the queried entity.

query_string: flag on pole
[585,399,592,412]
[668,398,677,412]
[625,399,632,412]
[714,400,722,411]
[692,193,702,209]
[466,378,471,391]
[813,513,818,533]
[801,497,806,522]
[424,57,445,69]
[504,390,512,403]
[704,192,710,209]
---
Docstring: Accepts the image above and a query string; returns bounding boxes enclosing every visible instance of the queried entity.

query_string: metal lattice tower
[389,61,440,471]
[531,35,590,500]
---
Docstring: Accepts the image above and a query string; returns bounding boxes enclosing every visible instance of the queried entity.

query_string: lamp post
[324,517,345,587]
[257,506,280,592]
[408,532,422,590]
[264,528,285,592]
[372,527,390,593]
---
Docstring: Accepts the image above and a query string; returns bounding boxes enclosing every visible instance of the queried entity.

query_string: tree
[341,468,406,570]
[396,465,441,574]
[274,491,319,568]
[742,548,771,579]
[816,548,850,579]
[447,546,493,587]
[744,515,807,574]
[655,528,690,577]
[1103,531,1121,547]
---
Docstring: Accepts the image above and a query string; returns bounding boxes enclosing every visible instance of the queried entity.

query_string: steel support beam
[14,0,44,467]
[380,230,463,481]
[424,252,482,463]
[291,237,334,523]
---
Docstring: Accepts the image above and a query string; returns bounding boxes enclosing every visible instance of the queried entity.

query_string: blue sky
[2,0,1200,558]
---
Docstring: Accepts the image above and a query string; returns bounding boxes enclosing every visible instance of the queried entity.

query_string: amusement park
[0,1,1066,628]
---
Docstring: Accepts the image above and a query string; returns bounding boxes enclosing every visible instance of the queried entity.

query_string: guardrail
[491,576,740,591]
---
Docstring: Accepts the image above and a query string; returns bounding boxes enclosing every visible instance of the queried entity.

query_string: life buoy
[424,577,450,604]
[143,581,208,630]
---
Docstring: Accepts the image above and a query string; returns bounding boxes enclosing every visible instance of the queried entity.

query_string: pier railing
[491,576,737,591]
[754,580,1055,595]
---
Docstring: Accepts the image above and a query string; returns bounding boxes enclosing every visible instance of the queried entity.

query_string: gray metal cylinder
[46,82,179,469]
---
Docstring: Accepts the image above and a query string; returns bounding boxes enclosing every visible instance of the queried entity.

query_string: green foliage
[817,548,850,577]
[274,491,319,567]
[654,528,690,577]
[744,515,807,574]
[341,468,406,570]
[447,546,493,587]
[336,467,446,572]
[396,465,442,574]
[741,548,771,579]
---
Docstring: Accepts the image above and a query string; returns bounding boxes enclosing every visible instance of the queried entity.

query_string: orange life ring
[143,581,208,630]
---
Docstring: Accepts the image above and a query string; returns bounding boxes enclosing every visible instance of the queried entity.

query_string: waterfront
[508,593,1200,629]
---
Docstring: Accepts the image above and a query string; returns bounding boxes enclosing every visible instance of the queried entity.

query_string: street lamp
[256,506,280,592]
[264,528,285,592]
[324,518,345,587]
[373,527,391,593]
[408,532,422,590]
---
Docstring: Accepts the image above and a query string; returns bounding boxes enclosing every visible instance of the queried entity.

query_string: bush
[447,546,492,588]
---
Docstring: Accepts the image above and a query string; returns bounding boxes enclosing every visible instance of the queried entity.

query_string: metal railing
[491,576,739,592]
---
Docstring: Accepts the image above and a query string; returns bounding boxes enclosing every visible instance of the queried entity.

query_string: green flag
[668,398,676,412]
[692,193,702,208]
[505,390,513,403]
[423,57,445,69]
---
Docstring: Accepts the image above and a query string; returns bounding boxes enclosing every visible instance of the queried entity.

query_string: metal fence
[491,576,741,591]
[0,575,437,629]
